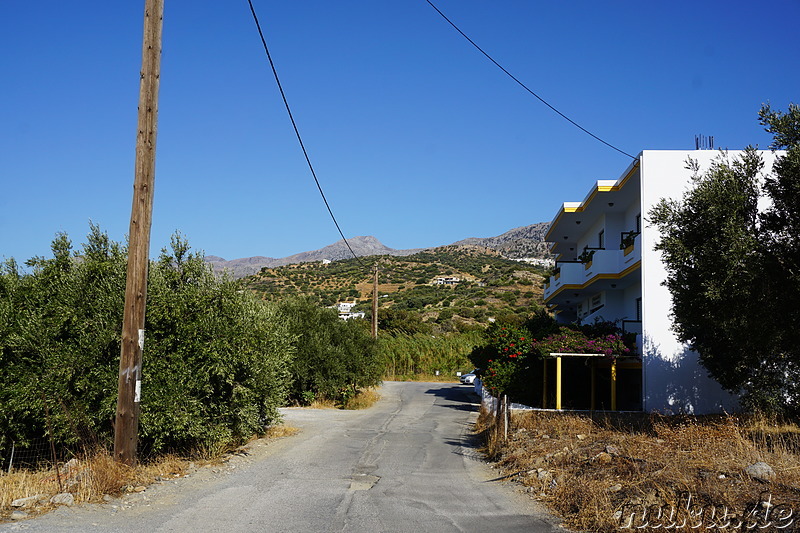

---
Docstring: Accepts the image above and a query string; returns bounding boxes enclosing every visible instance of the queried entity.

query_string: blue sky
[2,1,798,264]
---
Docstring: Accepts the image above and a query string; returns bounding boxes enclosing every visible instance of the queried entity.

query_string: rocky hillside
[451,222,551,259]
[206,223,551,279]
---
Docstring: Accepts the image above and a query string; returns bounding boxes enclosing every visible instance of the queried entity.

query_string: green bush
[0,228,294,459]
[276,298,382,405]
[468,311,636,406]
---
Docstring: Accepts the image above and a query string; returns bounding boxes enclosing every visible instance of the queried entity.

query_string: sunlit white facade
[542,150,782,414]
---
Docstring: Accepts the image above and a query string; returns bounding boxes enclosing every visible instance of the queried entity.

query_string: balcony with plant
[619,231,640,255]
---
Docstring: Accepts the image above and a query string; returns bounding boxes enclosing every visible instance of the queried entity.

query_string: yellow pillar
[542,359,548,408]
[590,359,596,411]
[611,359,618,411]
[556,356,562,410]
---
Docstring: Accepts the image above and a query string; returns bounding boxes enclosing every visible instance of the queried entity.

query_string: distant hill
[206,223,551,279]
[246,245,548,330]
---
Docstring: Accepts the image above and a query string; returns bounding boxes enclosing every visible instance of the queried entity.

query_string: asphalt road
[2,381,562,533]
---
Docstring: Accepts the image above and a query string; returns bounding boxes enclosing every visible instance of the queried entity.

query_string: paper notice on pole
[138,329,145,351]
[134,380,141,403]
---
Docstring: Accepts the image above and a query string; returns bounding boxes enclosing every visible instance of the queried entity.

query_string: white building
[335,302,357,314]
[332,301,365,321]
[542,150,782,414]
[515,257,555,267]
[434,276,461,286]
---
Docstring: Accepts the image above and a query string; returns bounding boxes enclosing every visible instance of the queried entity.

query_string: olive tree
[649,104,800,415]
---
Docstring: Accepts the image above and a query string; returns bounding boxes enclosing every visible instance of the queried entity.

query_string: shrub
[0,228,294,459]
[276,298,381,405]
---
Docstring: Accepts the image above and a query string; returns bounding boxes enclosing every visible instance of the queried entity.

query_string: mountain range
[205,222,550,279]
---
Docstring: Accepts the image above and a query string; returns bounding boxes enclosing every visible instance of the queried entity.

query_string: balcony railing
[543,261,582,299]
[544,237,641,300]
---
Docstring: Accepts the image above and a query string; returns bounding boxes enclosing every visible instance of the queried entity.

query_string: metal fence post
[7,442,14,473]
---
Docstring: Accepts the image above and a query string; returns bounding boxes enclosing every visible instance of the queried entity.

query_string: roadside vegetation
[479,410,800,532]
[466,310,637,407]
[0,229,383,473]
[276,297,382,406]
[379,331,480,381]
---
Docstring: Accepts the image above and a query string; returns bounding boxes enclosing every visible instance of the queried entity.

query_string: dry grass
[342,388,381,410]
[481,410,800,532]
[0,450,188,521]
[263,425,300,439]
[307,397,339,409]
[302,389,382,410]
[0,424,300,523]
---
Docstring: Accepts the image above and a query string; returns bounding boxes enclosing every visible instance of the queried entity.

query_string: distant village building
[515,257,555,267]
[433,276,461,286]
[321,259,331,265]
[331,301,364,321]
[335,302,356,313]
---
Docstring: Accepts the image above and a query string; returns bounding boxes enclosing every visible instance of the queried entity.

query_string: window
[636,297,642,321]
[590,293,604,314]
[635,214,641,233]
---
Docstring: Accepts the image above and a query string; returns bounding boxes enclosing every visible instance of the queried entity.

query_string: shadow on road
[423,384,480,412]
[424,385,486,461]
[443,429,486,461]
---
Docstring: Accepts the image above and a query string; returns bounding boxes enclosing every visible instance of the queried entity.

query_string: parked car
[459,370,478,385]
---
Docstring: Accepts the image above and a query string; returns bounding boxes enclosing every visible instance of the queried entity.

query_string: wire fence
[3,437,56,473]
[2,395,105,476]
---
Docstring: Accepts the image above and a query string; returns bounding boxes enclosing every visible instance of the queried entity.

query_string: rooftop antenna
[695,134,715,150]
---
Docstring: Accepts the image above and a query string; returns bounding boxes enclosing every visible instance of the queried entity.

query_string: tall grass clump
[379,330,481,379]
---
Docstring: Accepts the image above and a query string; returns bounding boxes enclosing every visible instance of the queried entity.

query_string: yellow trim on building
[544,160,641,241]
[544,261,642,304]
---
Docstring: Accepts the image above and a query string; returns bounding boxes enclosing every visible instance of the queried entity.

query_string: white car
[459,370,477,385]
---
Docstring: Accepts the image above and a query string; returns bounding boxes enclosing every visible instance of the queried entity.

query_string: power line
[423,0,637,160]
[245,0,366,267]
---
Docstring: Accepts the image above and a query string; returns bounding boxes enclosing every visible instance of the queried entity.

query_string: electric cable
[424,0,637,160]
[246,0,366,267]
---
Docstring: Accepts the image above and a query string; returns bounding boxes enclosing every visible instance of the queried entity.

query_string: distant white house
[542,150,783,414]
[332,302,364,321]
[335,302,356,313]
[434,276,461,286]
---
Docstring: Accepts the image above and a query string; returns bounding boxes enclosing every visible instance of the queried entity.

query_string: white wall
[639,150,782,414]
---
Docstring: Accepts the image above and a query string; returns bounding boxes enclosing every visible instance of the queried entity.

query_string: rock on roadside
[11,495,48,508]
[50,493,75,506]
[745,461,775,482]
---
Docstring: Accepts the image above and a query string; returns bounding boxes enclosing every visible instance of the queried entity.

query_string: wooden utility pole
[371,264,378,339]
[114,0,164,466]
